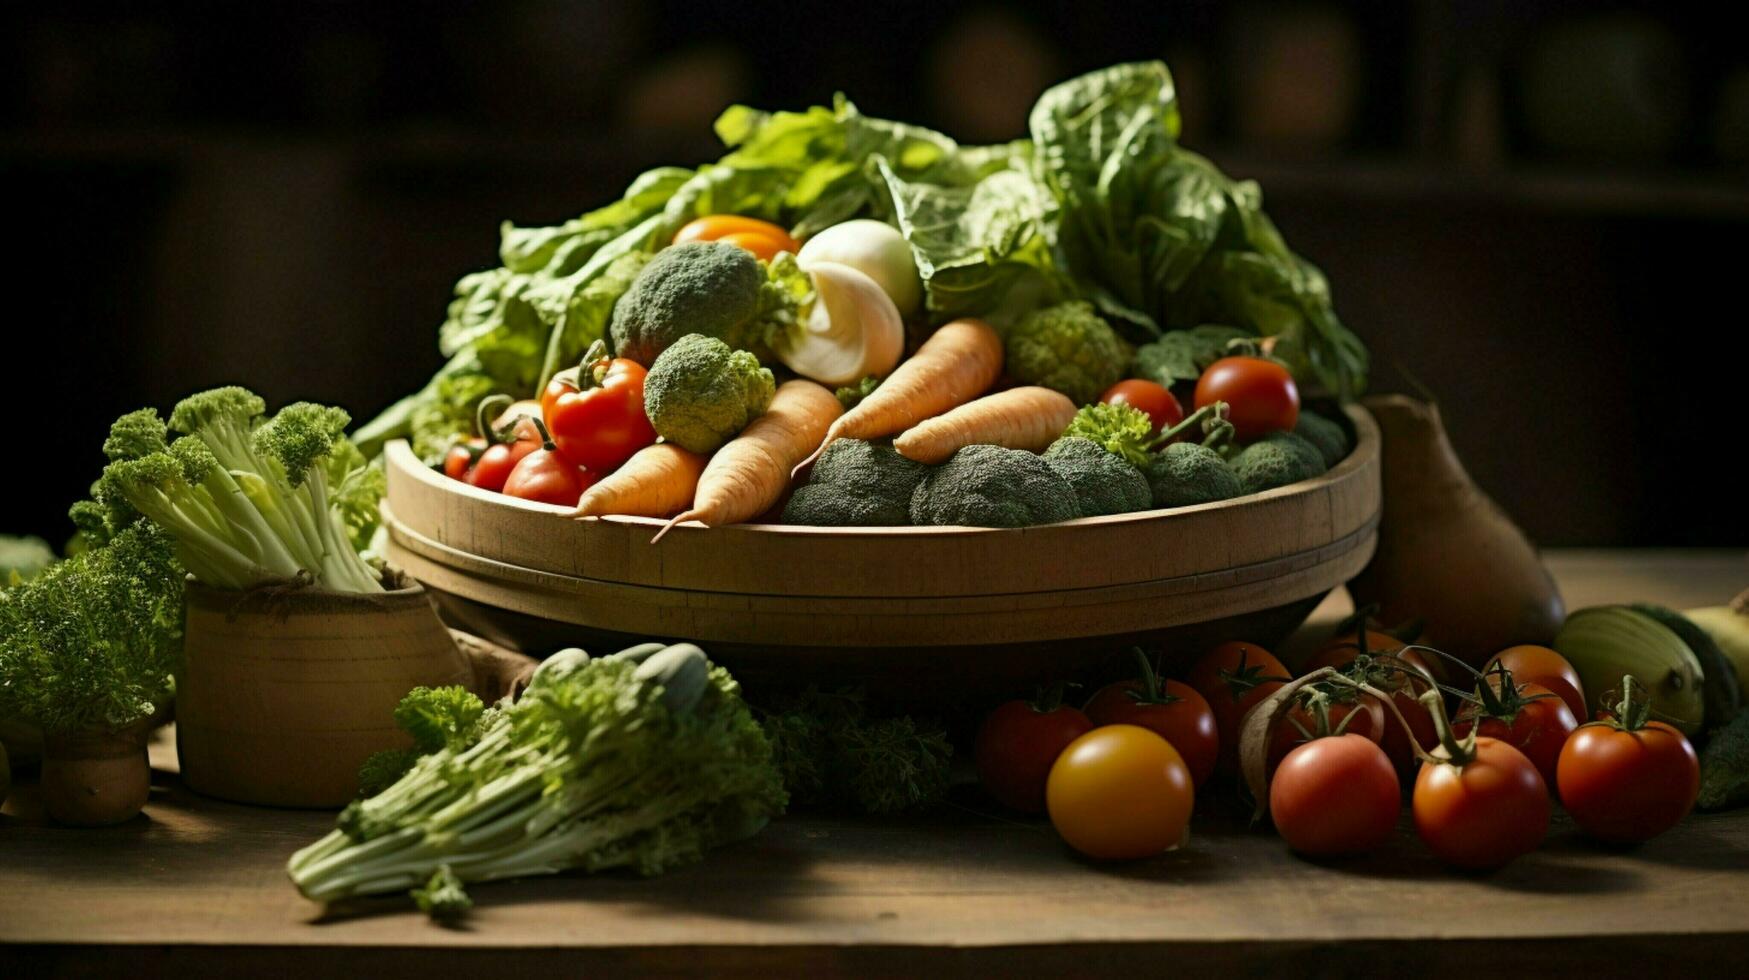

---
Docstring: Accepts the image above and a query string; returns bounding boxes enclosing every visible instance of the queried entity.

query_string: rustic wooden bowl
[381,405,1379,699]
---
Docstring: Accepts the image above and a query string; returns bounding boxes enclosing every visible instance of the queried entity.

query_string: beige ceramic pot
[177,577,472,808]
[40,720,154,826]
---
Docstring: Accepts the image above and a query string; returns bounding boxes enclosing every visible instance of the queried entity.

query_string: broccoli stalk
[100,388,384,593]
[287,647,786,907]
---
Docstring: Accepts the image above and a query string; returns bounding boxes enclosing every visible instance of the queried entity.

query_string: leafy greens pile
[358,60,1365,462]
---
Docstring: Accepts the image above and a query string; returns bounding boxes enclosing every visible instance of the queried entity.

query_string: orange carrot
[792,317,1002,475]
[653,380,842,542]
[893,386,1078,464]
[572,443,707,519]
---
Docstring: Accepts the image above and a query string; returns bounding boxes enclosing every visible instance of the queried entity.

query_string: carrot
[792,317,1002,475]
[653,380,842,542]
[571,443,707,519]
[893,386,1078,464]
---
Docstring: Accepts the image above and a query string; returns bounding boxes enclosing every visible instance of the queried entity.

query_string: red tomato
[1085,678,1219,788]
[1270,734,1400,856]
[501,427,599,506]
[542,354,658,472]
[1186,642,1290,775]
[1301,641,1440,776]
[1046,725,1194,860]
[1100,379,1184,434]
[1267,695,1385,774]
[1194,356,1299,442]
[974,697,1094,814]
[1557,721,1698,844]
[1485,645,1586,722]
[1413,737,1549,869]
[467,438,539,492]
[1454,680,1577,790]
[492,399,544,439]
[443,437,486,481]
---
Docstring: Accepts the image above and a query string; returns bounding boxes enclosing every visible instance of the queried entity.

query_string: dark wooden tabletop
[4,550,1748,977]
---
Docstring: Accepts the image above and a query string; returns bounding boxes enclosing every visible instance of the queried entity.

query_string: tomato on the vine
[974,689,1094,814]
[501,419,599,507]
[443,437,486,481]
[1100,379,1184,435]
[468,438,540,492]
[1193,356,1299,442]
[1270,733,1400,857]
[1047,725,1194,860]
[1413,736,1549,869]
[1484,645,1586,722]
[1085,650,1219,788]
[1186,642,1290,775]
[1266,690,1385,774]
[1453,677,1577,789]
[1303,642,1440,777]
[1556,677,1699,844]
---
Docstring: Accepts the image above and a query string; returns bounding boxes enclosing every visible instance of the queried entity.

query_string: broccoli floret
[834,375,882,411]
[643,334,776,454]
[1145,442,1243,508]
[103,409,170,462]
[1230,431,1327,494]
[1043,437,1152,517]
[1293,409,1350,468]
[909,444,1079,528]
[609,241,771,365]
[1700,710,1749,811]
[1003,301,1128,405]
[356,748,421,798]
[1060,402,1158,467]
[410,864,472,922]
[783,440,925,527]
[393,685,485,753]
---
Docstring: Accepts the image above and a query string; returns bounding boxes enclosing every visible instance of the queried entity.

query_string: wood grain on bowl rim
[383,405,1379,601]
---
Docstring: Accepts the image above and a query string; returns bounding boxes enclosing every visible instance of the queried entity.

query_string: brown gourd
[1347,394,1564,668]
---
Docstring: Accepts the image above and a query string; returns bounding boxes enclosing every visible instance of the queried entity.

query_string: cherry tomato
[974,696,1094,814]
[1100,379,1184,435]
[1046,725,1194,860]
[1270,734,1400,856]
[1557,716,1698,844]
[1454,680,1577,790]
[443,437,486,481]
[1194,356,1299,442]
[501,420,599,506]
[542,349,658,472]
[1186,642,1290,775]
[1413,737,1549,869]
[1300,641,1440,776]
[1267,694,1385,774]
[467,438,540,492]
[1485,645,1586,722]
[673,215,799,257]
[492,399,544,440]
[1085,677,1219,788]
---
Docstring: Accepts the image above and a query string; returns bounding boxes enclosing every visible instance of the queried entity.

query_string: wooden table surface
[4,549,1747,977]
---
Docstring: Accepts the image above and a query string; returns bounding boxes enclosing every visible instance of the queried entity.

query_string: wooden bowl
[382,405,1379,699]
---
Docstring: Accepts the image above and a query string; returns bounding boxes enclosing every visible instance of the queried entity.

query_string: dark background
[5,1,1743,547]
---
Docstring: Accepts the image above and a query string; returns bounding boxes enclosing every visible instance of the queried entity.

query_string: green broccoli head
[784,440,927,527]
[609,241,770,366]
[168,386,266,437]
[909,444,1079,529]
[1003,301,1128,405]
[1700,709,1749,811]
[253,402,351,488]
[356,747,421,798]
[1043,438,1152,518]
[410,864,472,921]
[1230,431,1327,495]
[392,685,485,754]
[644,334,776,454]
[103,409,169,462]
[1293,409,1350,468]
[1060,402,1157,467]
[1145,442,1244,509]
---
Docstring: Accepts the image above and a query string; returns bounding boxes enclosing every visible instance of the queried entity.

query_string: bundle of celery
[285,643,785,911]
[85,386,385,593]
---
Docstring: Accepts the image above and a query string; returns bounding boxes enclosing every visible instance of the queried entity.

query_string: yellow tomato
[1046,725,1194,860]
